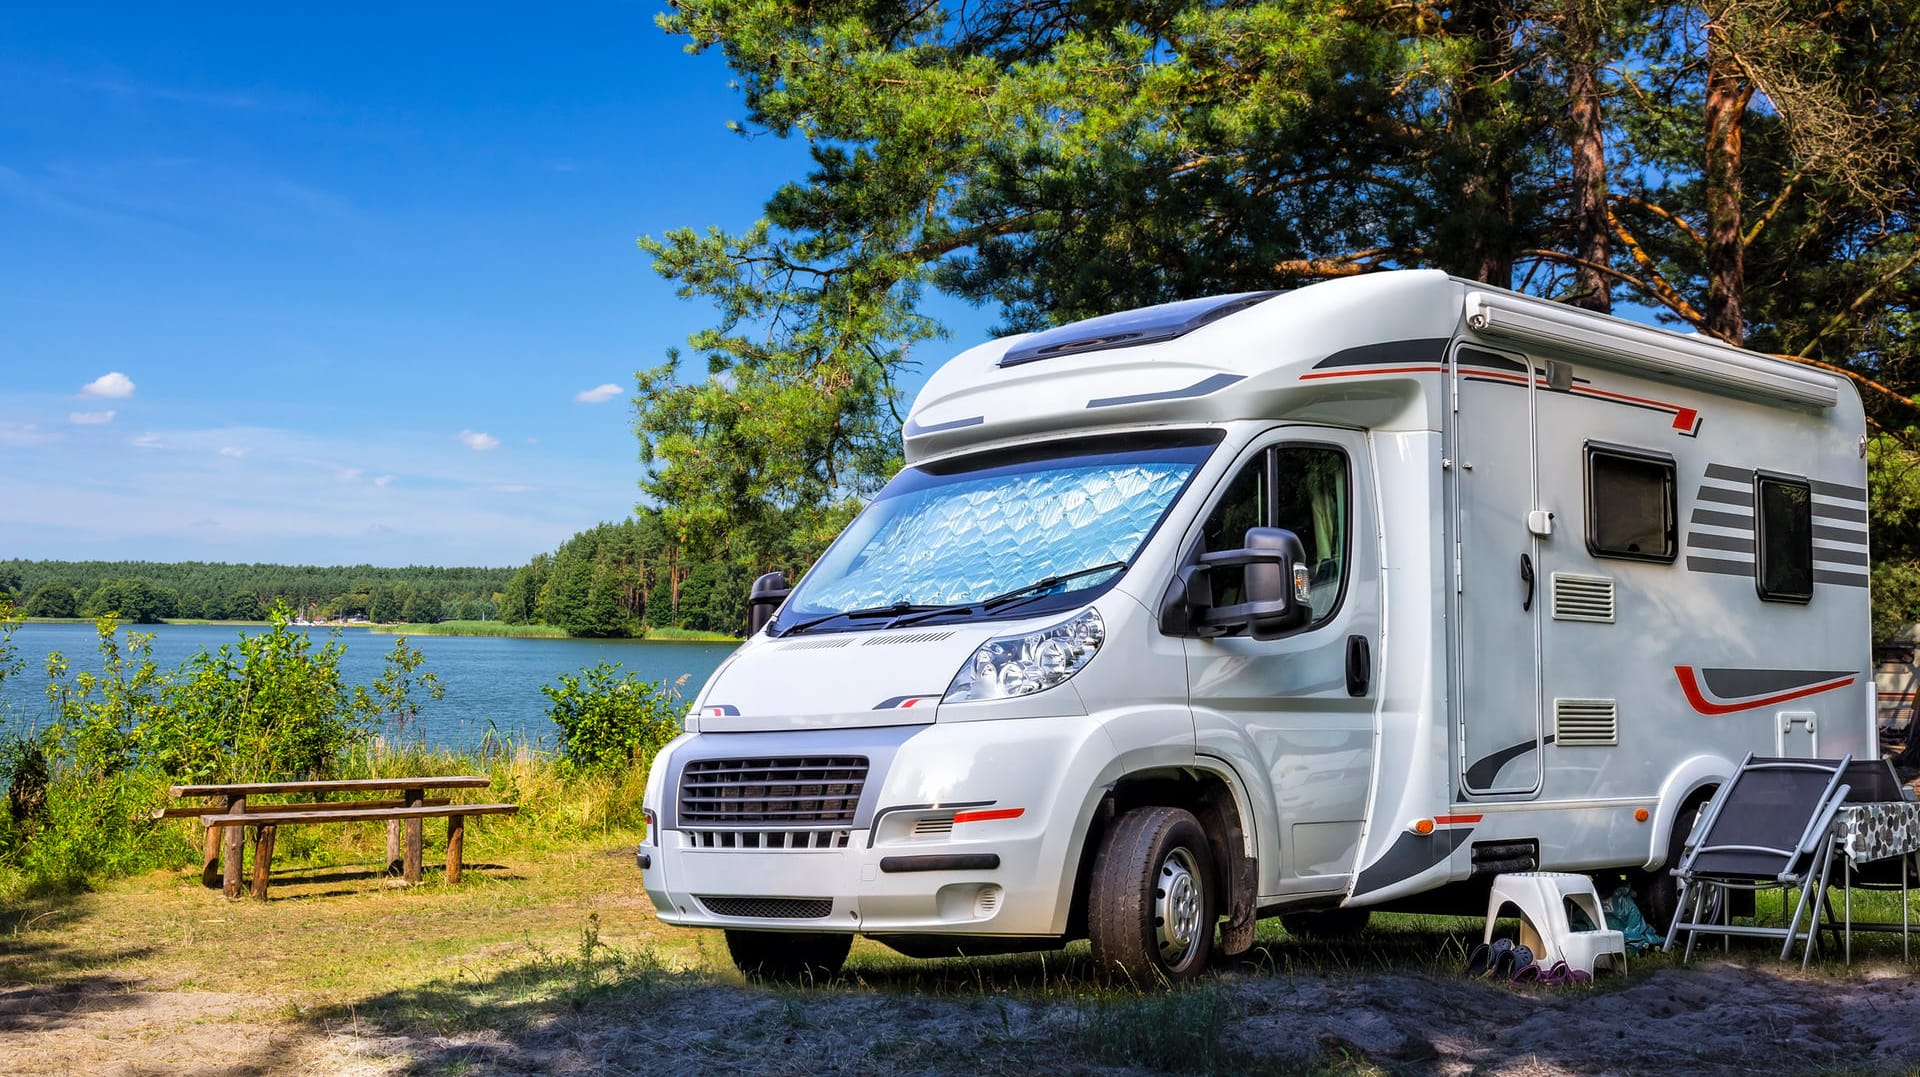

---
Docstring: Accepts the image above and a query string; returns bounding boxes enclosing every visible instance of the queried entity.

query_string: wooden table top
[170,776,493,797]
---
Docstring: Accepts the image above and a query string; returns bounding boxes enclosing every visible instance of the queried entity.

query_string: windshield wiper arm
[778,602,947,637]
[885,561,1130,630]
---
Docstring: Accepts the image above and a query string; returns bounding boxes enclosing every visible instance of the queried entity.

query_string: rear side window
[1585,444,1676,562]
[1756,473,1814,602]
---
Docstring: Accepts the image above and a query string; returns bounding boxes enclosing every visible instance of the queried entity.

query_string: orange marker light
[1411,818,1435,835]
[1634,808,1650,822]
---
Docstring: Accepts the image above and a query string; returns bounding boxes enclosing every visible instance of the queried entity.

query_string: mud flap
[1222,853,1258,955]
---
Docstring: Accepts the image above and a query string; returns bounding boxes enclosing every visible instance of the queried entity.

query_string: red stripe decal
[1674,666,1856,715]
[952,807,1024,825]
[1434,814,1482,825]
[900,698,920,708]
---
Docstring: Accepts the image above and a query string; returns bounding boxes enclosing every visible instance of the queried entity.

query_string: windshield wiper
[885,561,1130,629]
[777,602,948,638]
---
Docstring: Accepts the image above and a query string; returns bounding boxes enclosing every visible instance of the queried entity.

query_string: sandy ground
[5,957,1918,1076]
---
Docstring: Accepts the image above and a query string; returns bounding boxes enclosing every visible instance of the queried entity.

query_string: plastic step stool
[1484,871,1627,976]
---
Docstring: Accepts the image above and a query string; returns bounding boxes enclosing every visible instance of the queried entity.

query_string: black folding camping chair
[1663,753,1854,968]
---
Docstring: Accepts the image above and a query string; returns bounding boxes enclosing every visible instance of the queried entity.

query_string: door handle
[1520,552,1535,612]
[1346,634,1370,697]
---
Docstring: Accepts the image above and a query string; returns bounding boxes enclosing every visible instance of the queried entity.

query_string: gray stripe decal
[903,414,984,436]
[1814,546,1870,566]
[1087,372,1245,409]
[1313,338,1452,369]
[1698,487,1753,508]
[1700,667,1854,698]
[1705,464,1865,503]
[1815,569,1870,588]
[1812,479,1869,500]
[1464,735,1555,792]
[1815,524,1869,545]
[1813,503,1868,524]
[1351,827,1471,897]
[1691,508,1754,530]
[1687,556,1755,575]
[1687,533,1754,554]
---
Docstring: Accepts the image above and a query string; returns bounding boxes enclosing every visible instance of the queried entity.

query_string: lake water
[0,623,736,752]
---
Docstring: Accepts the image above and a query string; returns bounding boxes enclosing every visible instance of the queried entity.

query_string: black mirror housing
[1161,527,1311,640]
[746,571,791,636]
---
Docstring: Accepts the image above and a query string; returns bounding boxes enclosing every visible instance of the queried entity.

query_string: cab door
[1185,428,1380,894]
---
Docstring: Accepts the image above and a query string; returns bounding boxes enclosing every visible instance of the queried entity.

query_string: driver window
[1197,445,1348,626]
[1273,446,1348,623]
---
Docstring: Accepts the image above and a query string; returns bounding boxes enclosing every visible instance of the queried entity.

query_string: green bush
[541,662,684,774]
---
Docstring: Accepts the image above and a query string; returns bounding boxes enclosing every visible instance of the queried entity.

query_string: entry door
[1184,427,1380,894]
[1449,344,1545,796]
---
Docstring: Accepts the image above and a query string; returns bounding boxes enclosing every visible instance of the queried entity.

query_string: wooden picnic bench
[156,777,518,899]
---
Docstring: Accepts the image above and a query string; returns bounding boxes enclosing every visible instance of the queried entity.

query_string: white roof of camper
[901,269,1847,464]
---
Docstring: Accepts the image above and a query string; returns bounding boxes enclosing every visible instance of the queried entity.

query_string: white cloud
[337,467,364,481]
[81,372,136,398]
[524,436,539,445]
[457,429,500,452]
[68,409,116,425]
[131,433,164,449]
[574,383,622,404]
[0,421,58,446]
[218,446,249,457]
[373,474,394,487]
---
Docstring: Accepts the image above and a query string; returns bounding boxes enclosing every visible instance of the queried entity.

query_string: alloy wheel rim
[1154,846,1204,965]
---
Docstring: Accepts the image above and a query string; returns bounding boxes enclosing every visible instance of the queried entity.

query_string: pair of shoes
[1499,945,1536,982]
[1537,961,1592,986]
[1465,937,1512,977]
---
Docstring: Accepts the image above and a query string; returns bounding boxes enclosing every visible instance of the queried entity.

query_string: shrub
[541,662,684,774]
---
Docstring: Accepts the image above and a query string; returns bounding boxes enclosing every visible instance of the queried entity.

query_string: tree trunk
[1451,0,1512,289]
[1565,3,1611,313]
[1703,9,1746,344]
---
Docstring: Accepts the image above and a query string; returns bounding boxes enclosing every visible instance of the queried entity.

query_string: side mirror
[1159,527,1311,639]
[746,571,791,636]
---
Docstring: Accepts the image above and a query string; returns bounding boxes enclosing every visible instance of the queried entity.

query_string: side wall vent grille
[1551,572,1616,623]
[1555,698,1619,746]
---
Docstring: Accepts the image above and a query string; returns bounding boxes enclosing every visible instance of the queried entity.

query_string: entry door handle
[1346,634,1370,697]
[1520,552,1535,612]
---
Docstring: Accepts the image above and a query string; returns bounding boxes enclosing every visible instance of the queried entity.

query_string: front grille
[679,756,868,827]
[685,829,851,850]
[697,896,834,919]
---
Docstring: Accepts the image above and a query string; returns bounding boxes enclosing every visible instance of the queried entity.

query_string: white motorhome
[638,269,1873,981]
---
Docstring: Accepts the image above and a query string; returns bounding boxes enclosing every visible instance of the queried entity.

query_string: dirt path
[6,847,1918,1075]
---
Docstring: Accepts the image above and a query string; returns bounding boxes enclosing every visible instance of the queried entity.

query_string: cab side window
[1197,445,1348,626]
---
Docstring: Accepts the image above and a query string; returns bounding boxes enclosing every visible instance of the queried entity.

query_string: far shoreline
[16,617,739,643]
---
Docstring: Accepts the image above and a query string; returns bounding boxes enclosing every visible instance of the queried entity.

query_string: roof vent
[1551,572,1616,623]
[998,291,1281,367]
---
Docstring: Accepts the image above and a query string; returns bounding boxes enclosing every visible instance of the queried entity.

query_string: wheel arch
[1644,754,1734,870]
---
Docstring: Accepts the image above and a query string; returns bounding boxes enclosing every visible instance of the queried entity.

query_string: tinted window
[1757,474,1814,602]
[1586,446,1676,562]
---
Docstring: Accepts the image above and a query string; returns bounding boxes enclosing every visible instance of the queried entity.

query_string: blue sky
[0,3,995,568]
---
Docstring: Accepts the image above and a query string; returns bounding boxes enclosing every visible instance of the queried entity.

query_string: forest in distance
[1,511,753,638]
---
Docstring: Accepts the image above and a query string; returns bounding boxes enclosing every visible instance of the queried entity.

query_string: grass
[639,626,740,642]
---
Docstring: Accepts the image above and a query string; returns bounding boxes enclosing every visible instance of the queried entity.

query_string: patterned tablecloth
[1835,802,1920,866]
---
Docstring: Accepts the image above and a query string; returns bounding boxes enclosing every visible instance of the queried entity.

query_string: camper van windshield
[774,433,1220,634]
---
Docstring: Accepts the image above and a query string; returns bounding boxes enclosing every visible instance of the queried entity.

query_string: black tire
[1088,806,1218,983]
[724,930,852,984]
[1637,793,1710,933]
[1280,906,1372,940]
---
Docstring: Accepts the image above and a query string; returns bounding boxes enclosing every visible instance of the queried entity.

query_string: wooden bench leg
[251,824,276,900]
[222,824,245,899]
[202,823,223,888]
[404,818,424,884]
[445,814,465,884]
[387,820,402,876]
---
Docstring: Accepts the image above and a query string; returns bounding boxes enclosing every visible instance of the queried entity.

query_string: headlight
[943,609,1105,703]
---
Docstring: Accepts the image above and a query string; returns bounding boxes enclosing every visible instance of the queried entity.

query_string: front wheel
[1088,806,1218,983]
[724,930,852,984]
